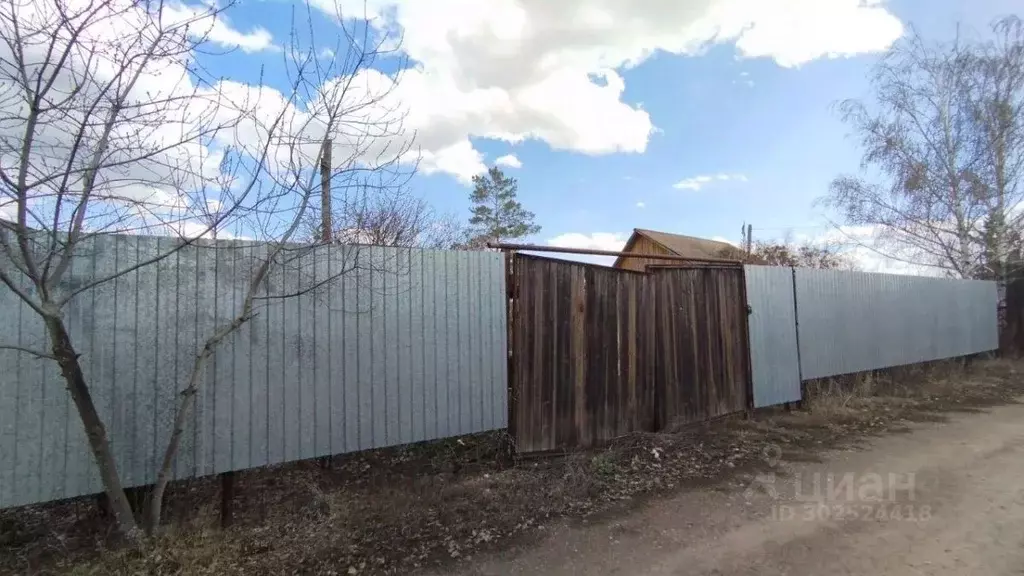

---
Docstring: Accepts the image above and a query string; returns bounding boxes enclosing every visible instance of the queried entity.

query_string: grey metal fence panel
[794,269,998,380]
[744,266,802,408]
[0,236,508,509]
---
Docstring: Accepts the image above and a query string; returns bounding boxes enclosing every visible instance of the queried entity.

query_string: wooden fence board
[509,255,751,453]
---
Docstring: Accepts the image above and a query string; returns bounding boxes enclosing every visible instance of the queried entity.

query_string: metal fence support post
[738,265,756,418]
[220,471,235,528]
[790,267,806,410]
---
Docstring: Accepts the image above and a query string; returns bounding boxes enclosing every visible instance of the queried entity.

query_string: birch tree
[0,0,413,537]
[825,16,1024,280]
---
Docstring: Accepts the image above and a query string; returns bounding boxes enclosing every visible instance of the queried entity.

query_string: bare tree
[824,16,1024,280]
[422,210,473,250]
[308,185,462,249]
[743,239,853,269]
[966,17,1024,281]
[0,0,413,537]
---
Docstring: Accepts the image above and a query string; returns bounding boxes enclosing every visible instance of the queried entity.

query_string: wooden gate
[507,254,751,453]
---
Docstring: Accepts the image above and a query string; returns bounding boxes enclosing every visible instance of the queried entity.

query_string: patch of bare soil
[2,358,1022,576]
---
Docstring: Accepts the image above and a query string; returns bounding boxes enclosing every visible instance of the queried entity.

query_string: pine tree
[468,167,541,243]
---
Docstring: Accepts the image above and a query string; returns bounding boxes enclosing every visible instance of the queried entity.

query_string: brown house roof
[613,228,745,268]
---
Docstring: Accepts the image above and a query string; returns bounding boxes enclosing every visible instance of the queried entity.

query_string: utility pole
[320,138,332,243]
[316,139,333,471]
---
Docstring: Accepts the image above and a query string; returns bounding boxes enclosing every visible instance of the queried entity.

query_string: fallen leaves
[3,359,1023,575]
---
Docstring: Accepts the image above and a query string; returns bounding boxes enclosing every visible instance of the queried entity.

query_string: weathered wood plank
[508,254,751,453]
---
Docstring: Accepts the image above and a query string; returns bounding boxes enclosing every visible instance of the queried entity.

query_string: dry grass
[3,357,1023,576]
[806,356,1020,417]
[742,356,1024,455]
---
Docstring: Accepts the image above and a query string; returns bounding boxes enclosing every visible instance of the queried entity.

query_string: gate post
[502,250,516,464]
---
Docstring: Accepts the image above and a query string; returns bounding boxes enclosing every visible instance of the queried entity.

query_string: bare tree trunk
[146,257,270,534]
[144,341,213,534]
[44,314,139,538]
[144,313,252,534]
[0,0,414,542]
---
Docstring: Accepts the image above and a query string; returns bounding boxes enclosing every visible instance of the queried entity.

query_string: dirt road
[444,402,1024,576]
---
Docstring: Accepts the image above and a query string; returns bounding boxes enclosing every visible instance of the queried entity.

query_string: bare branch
[0,344,56,360]
[824,17,1024,280]
[0,0,421,538]
[0,263,49,318]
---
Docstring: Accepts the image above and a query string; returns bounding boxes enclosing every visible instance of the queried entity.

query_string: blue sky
[203,0,1019,266]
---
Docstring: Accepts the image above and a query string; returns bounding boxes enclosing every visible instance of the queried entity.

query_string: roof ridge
[637,228,729,243]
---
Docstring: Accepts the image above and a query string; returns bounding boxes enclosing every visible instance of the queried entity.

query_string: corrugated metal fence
[509,255,750,453]
[745,266,999,406]
[0,235,507,509]
[744,266,802,408]
[794,269,998,380]
[1,241,1002,507]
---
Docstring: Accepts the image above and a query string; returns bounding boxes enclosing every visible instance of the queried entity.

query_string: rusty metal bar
[645,262,743,270]
[486,242,742,264]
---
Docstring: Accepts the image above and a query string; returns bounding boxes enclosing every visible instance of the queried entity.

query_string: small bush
[590,453,618,478]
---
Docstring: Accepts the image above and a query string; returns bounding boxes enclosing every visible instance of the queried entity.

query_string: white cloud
[548,232,629,252]
[494,154,523,168]
[0,0,234,236]
[546,232,629,266]
[171,220,240,240]
[673,173,748,191]
[163,3,278,53]
[674,176,714,190]
[780,225,944,276]
[419,140,486,183]
[313,0,902,182]
[319,47,336,60]
[636,201,646,208]
[732,0,904,67]
[207,23,276,54]
[0,0,381,241]
[0,0,907,247]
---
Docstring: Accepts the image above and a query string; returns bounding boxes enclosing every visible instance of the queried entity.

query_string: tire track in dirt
[446,401,1024,576]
